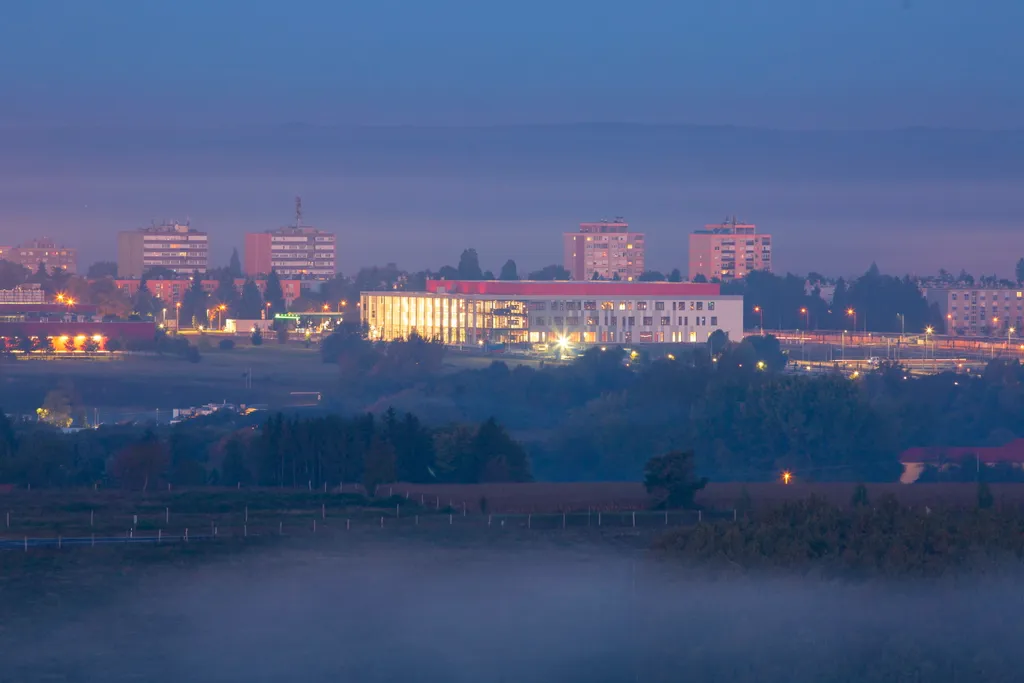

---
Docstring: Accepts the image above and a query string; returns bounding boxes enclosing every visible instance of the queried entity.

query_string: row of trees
[0,407,531,491]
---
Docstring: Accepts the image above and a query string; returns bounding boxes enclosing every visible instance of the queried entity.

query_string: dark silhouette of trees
[527,264,571,280]
[229,248,243,278]
[264,269,286,314]
[457,249,484,280]
[110,431,170,491]
[179,271,208,329]
[638,270,666,281]
[86,261,117,278]
[499,259,519,281]
[644,450,707,509]
[237,279,264,319]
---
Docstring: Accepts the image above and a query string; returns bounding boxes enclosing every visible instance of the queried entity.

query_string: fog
[4,538,1024,682]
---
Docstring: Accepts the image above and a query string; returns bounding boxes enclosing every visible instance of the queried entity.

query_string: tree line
[0,408,531,491]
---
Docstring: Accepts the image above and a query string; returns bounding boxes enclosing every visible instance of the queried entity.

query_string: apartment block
[2,238,78,274]
[926,287,1024,337]
[244,227,336,280]
[117,223,209,278]
[688,219,771,282]
[563,219,645,281]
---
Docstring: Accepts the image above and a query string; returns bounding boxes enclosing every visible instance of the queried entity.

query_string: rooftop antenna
[295,196,303,228]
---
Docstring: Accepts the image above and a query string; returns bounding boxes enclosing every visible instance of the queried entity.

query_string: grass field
[0,343,332,413]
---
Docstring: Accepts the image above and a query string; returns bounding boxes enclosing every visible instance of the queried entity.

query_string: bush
[251,328,264,346]
[185,346,201,363]
[106,339,123,352]
[218,338,236,351]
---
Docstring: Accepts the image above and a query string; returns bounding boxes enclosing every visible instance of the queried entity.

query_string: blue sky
[3,0,1022,129]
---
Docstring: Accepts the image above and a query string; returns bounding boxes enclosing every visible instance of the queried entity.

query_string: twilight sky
[1,0,1022,276]
[3,0,1023,129]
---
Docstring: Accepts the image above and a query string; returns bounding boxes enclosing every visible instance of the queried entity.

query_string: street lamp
[339,300,347,312]
[218,304,227,330]
[175,302,181,330]
[896,313,905,339]
[322,304,330,312]
[753,305,764,334]
[799,307,809,331]
[1009,326,1016,349]
[847,307,856,333]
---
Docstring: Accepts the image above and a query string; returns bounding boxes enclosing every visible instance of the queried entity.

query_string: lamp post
[846,307,857,334]
[897,313,905,340]
[753,305,764,334]
[175,302,181,330]
[799,307,809,331]
[218,304,227,330]
[1009,326,1016,351]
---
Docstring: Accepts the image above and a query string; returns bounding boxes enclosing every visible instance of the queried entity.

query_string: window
[689,302,695,310]
[601,301,614,310]
[610,316,617,325]
[702,317,707,326]
[710,316,718,326]
[584,300,597,310]
[535,317,545,325]
[618,302,626,310]
[660,316,671,325]
[708,301,715,311]
[567,317,580,325]
[655,301,665,311]
[530,302,547,311]
[696,302,703,311]
[554,317,563,325]
[637,301,648,310]
[672,302,677,311]
[627,317,635,327]
[586,315,599,325]
[642,317,653,326]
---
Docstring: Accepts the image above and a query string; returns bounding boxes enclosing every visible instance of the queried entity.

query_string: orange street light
[799,307,809,330]
[846,307,857,332]
[323,304,330,312]
[782,471,793,485]
[753,305,764,333]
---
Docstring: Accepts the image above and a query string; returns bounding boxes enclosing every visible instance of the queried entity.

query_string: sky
[3,0,1023,129]
[0,0,1022,276]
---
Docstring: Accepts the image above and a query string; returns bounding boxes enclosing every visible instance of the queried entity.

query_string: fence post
[488,514,492,527]
[90,510,94,527]
[158,529,162,543]
[396,503,400,519]
[165,507,169,524]
[346,519,351,531]
[91,533,95,547]
[698,510,702,523]
[184,528,189,542]
[436,497,440,510]
[279,521,283,535]
[528,514,532,529]
[449,513,453,525]
[380,516,384,528]
[133,514,138,529]
[244,525,248,538]
[313,520,317,533]
[322,504,326,520]
[415,515,419,526]
[588,507,592,526]
[462,502,467,516]
[58,535,62,549]
[245,506,249,523]
[665,510,669,525]
[598,511,602,527]
[632,511,636,528]
[562,513,566,529]
[5,511,8,529]
[24,536,27,552]
[733,509,737,522]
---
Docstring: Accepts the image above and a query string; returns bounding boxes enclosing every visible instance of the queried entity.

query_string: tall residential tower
[688,218,771,282]
[563,219,645,281]
[117,222,209,278]
[244,198,336,279]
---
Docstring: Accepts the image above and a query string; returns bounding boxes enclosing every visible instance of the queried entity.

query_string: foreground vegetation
[654,493,1024,577]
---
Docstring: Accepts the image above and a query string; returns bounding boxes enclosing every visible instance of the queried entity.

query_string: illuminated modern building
[3,238,78,274]
[563,219,645,281]
[361,280,743,346]
[117,223,209,278]
[688,218,771,282]
[115,278,301,307]
[0,284,46,304]
[926,287,1024,337]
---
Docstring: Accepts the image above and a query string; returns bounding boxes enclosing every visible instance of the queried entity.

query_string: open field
[0,344,332,413]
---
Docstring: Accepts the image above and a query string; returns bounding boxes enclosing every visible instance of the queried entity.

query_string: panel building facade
[926,287,1024,337]
[563,219,645,281]
[117,223,209,278]
[244,227,336,279]
[688,219,771,282]
[361,280,742,346]
[2,238,78,274]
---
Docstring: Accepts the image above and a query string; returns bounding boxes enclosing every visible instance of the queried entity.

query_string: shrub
[218,338,236,351]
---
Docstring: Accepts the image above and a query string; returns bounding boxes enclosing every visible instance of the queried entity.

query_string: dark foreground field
[4,524,1024,683]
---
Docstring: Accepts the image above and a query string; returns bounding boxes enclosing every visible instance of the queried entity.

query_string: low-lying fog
[4,538,1024,682]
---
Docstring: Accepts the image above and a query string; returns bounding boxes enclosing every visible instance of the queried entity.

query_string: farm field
[0,344,332,413]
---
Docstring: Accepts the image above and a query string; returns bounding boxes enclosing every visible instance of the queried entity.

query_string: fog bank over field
[5,539,1024,682]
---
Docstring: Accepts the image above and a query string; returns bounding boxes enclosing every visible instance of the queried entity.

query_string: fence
[0,503,739,552]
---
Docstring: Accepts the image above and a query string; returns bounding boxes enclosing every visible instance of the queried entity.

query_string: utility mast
[295,196,303,228]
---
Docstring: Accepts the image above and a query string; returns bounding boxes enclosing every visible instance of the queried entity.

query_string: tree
[668,268,683,282]
[0,410,16,481]
[133,275,158,317]
[692,273,708,283]
[643,451,708,509]
[238,279,264,319]
[264,269,286,314]
[180,271,208,329]
[37,388,73,428]
[250,327,264,346]
[110,432,170,491]
[0,260,29,289]
[363,437,396,496]
[707,329,729,356]
[638,270,666,282]
[220,436,252,486]
[527,265,571,280]
[86,261,118,278]
[457,249,484,280]
[977,481,994,509]
[229,248,243,278]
